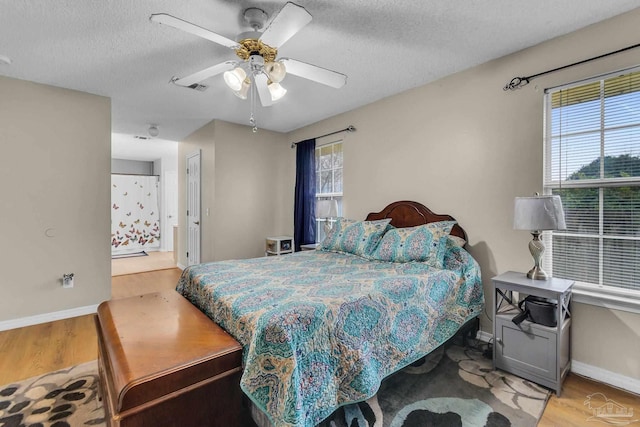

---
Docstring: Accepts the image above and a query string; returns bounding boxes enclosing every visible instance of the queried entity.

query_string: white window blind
[544,68,640,292]
[315,140,343,243]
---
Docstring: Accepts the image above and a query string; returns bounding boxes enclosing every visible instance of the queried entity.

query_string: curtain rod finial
[504,77,530,91]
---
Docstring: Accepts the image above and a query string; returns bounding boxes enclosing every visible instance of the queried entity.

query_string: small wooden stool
[96,291,243,427]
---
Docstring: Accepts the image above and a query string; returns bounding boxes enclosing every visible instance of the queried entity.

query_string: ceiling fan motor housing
[235,36,277,62]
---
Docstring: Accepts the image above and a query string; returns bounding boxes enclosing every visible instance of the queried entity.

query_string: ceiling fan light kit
[151,2,346,132]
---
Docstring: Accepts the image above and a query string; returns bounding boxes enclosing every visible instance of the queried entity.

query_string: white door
[186,151,201,266]
[164,170,178,252]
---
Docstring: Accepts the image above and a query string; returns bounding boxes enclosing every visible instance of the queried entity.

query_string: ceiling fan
[150,2,347,131]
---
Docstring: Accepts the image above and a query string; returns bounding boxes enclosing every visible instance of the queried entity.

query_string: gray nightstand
[492,271,573,396]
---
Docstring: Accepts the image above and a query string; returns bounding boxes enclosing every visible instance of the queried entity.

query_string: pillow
[447,235,467,248]
[369,221,456,267]
[320,217,392,257]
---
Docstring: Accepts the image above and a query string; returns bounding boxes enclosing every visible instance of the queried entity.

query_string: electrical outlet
[63,273,74,288]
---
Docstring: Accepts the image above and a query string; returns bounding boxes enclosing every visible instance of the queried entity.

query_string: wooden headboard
[365,200,467,241]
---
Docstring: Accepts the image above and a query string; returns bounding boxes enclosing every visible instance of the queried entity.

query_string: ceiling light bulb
[148,125,159,137]
[234,79,251,100]
[265,61,286,83]
[268,82,287,102]
[223,67,247,91]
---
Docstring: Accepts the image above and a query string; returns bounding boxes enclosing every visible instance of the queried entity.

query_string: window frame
[543,66,640,314]
[315,139,343,243]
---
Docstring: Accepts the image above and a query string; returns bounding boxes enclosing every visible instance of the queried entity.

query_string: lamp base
[526,231,550,280]
[527,266,549,281]
[323,219,333,237]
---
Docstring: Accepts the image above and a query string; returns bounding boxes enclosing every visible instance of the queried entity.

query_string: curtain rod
[111,173,160,177]
[503,41,640,91]
[290,125,356,148]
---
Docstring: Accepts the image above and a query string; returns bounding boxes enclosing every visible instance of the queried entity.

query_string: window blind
[544,68,640,291]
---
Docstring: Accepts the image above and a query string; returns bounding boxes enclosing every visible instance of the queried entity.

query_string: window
[315,140,343,243]
[544,68,640,297]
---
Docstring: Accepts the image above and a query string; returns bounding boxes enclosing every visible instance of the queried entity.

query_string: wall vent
[170,76,208,92]
[187,83,208,92]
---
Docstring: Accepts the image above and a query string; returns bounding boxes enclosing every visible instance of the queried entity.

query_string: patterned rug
[317,344,550,427]
[0,346,549,427]
[0,361,104,427]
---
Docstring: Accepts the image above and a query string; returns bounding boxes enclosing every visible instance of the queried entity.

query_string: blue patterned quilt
[176,246,483,427]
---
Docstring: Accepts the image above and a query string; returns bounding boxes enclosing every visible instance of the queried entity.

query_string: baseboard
[571,360,640,395]
[177,263,186,270]
[0,304,99,332]
[476,330,493,343]
[477,331,639,395]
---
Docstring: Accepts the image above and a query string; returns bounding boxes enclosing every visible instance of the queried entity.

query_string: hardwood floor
[0,267,637,426]
[112,267,182,298]
[539,373,640,426]
[0,267,182,385]
[111,250,177,276]
[0,314,97,385]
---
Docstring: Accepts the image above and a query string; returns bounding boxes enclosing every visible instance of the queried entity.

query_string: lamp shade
[317,199,338,218]
[265,61,286,83]
[268,81,287,102]
[233,79,250,100]
[514,195,566,231]
[223,67,247,91]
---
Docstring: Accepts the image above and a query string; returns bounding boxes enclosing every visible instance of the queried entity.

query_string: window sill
[572,282,640,314]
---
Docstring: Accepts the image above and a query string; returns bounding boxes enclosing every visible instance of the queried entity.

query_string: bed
[176,201,484,427]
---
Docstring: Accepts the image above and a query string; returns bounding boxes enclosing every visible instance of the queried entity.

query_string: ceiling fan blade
[172,61,237,87]
[259,2,312,48]
[150,13,239,49]
[280,58,347,88]
[254,73,273,107]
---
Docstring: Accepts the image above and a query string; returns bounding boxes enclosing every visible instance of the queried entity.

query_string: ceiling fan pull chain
[250,78,258,133]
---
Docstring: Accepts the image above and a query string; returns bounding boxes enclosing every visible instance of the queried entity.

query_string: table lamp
[513,194,566,280]
[316,199,339,236]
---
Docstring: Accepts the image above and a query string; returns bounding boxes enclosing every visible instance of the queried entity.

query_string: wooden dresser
[96,291,243,427]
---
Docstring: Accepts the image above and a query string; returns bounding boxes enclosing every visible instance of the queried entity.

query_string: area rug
[111,250,148,259]
[317,345,550,427]
[0,361,104,427]
[0,346,549,427]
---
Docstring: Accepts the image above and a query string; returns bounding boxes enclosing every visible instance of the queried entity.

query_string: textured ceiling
[1,1,639,142]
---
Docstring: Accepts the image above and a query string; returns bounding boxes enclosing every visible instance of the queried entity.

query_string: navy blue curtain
[293,139,316,251]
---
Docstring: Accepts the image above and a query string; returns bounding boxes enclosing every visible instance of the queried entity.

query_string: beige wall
[287,9,640,380]
[0,76,111,322]
[178,120,293,265]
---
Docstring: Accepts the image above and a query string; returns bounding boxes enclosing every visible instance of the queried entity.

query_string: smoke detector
[148,125,159,138]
